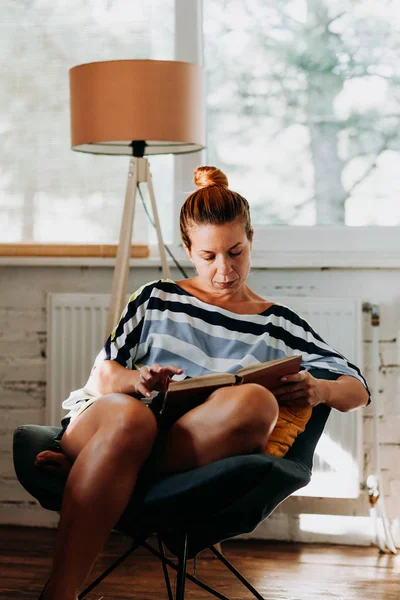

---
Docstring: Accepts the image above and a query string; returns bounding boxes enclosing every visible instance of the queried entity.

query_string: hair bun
[193,166,229,189]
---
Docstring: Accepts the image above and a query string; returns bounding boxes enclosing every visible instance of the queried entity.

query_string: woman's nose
[217,258,233,275]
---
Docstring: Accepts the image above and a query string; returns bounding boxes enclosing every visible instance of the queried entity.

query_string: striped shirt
[62,278,370,421]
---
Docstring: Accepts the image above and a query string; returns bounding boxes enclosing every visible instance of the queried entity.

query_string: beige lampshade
[69,59,205,156]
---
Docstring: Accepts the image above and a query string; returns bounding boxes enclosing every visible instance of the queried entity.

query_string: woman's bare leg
[41,394,158,600]
[39,383,277,599]
[158,383,278,473]
[36,383,277,474]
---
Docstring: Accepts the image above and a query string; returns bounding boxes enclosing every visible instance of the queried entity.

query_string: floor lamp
[69,59,205,336]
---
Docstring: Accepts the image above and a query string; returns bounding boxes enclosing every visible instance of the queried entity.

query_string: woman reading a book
[35,166,370,600]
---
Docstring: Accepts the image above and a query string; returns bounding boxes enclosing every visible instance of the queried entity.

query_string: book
[160,355,302,428]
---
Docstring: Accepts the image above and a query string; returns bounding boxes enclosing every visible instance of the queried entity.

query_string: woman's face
[184,219,253,296]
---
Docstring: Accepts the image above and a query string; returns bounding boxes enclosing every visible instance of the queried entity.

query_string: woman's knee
[230,384,279,448]
[61,394,158,460]
[98,394,158,448]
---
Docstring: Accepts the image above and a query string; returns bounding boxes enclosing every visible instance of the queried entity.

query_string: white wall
[1,261,399,544]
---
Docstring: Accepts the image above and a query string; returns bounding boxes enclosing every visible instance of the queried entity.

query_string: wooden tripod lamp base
[106,157,171,337]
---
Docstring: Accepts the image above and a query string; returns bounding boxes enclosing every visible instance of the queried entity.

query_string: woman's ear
[249,228,254,250]
[183,245,194,263]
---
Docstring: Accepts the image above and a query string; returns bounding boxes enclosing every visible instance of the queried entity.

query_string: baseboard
[239,512,377,547]
[0,504,59,528]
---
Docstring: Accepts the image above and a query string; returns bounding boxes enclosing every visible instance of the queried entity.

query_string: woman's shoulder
[271,301,310,322]
[267,301,307,324]
[127,278,178,302]
[124,279,196,313]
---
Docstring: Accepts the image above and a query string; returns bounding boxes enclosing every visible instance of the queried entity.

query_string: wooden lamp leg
[146,161,171,279]
[106,158,139,338]
[106,157,171,339]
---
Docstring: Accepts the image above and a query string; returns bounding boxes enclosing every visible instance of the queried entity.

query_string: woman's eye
[203,251,241,261]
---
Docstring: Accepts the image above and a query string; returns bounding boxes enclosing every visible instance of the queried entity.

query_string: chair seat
[123,452,310,557]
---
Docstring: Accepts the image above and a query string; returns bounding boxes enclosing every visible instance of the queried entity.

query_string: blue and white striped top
[62,278,369,421]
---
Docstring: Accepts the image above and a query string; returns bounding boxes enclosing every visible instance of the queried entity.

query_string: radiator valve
[362,302,380,327]
[366,475,380,506]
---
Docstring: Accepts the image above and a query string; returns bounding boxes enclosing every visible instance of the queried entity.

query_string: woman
[36,166,369,600]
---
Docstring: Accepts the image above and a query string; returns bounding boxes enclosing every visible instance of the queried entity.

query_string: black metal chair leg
[209,545,265,600]
[78,536,145,599]
[157,534,174,600]
[143,540,231,600]
[175,533,188,600]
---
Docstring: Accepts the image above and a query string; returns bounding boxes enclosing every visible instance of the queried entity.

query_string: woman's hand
[271,370,329,408]
[135,363,184,398]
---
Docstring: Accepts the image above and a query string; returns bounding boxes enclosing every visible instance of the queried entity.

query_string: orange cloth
[265,406,312,458]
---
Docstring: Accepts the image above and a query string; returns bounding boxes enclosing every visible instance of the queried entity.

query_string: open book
[160,355,302,428]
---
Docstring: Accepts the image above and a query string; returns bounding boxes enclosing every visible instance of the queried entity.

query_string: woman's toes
[35,450,72,473]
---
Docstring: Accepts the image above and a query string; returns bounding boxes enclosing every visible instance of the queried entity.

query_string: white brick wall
[1,263,399,543]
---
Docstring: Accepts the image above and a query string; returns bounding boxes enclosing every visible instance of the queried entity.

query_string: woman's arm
[88,360,141,396]
[316,375,369,412]
[87,360,183,398]
[272,372,369,413]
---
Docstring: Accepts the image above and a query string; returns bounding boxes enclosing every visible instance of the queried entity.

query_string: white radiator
[47,293,363,499]
[46,294,111,427]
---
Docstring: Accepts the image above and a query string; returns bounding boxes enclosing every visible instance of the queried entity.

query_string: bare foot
[35,450,72,474]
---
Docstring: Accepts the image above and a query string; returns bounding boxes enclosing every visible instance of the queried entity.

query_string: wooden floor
[1,526,400,600]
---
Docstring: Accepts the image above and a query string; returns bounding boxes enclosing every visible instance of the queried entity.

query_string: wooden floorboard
[1,526,400,599]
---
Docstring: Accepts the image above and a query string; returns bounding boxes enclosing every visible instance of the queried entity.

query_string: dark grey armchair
[13,370,337,600]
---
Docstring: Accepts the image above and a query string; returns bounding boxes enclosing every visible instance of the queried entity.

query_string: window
[0,0,174,245]
[4,1,400,262]
[203,0,400,229]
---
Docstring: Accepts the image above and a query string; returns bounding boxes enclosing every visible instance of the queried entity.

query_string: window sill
[250,250,400,269]
[0,243,149,258]
[1,250,400,269]
[0,256,163,268]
